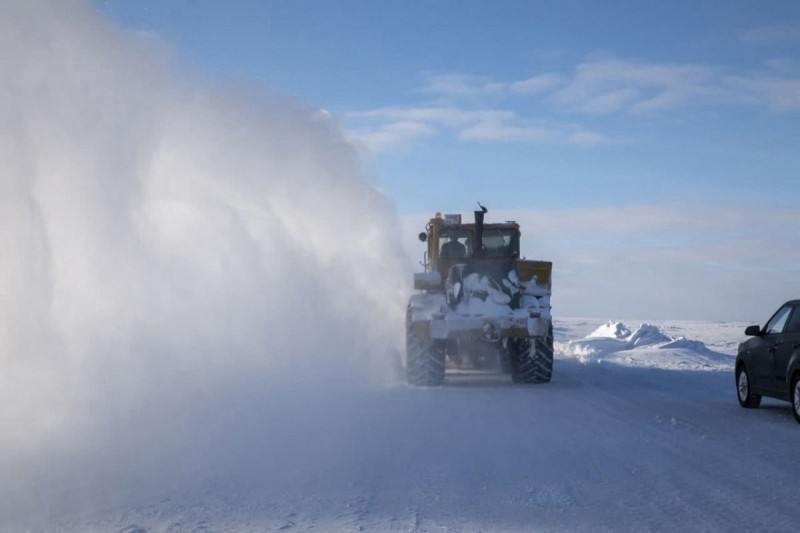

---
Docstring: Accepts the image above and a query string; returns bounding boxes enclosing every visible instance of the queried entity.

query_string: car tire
[736,364,761,409]
[791,373,800,424]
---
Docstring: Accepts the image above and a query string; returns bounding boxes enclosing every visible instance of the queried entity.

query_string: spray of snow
[0,0,409,523]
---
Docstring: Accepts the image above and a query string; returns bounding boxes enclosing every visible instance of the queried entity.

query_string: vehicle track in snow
[11,326,800,532]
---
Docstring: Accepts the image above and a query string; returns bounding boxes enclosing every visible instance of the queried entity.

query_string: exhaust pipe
[473,203,487,257]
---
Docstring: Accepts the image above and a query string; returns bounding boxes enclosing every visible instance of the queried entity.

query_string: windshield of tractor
[482,228,518,257]
[439,229,472,259]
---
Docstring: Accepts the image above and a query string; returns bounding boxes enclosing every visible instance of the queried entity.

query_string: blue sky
[94,0,800,213]
[94,0,800,320]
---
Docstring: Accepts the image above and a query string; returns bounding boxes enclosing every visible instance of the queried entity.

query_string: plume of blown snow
[0,0,409,524]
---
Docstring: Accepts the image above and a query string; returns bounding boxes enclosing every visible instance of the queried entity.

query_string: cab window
[482,229,518,258]
[439,229,472,259]
[765,305,792,334]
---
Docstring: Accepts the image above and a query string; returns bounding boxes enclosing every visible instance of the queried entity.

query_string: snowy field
[5,318,799,532]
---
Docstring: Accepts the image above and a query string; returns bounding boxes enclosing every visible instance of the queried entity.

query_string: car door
[772,304,800,400]
[750,304,793,394]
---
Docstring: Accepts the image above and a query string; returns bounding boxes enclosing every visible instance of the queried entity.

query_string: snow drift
[0,0,408,525]
[557,321,734,371]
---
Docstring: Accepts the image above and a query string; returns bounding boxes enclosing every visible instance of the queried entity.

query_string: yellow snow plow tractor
[406,206,553,385]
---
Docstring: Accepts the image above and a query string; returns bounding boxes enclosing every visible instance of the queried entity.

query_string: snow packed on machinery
[407,205,554,385]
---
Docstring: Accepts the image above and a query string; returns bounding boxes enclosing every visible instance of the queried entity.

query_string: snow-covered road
[7,320,799,532]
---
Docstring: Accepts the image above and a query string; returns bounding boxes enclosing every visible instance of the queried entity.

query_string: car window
[784,306,800,333]
[765,305,792,334]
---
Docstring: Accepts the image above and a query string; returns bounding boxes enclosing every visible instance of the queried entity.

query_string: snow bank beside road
[557,321,734,371]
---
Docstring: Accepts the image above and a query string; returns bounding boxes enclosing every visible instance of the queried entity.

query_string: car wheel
[736,365,761,409]
[791,373,800,424]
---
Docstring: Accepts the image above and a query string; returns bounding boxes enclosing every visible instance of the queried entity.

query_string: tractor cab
[418,211,521,277]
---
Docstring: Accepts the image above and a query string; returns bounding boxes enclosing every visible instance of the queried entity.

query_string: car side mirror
[418,232,428,242]
[745,325,762,336]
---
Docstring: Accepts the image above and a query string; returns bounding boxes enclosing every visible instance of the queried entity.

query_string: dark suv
[736,300,800,423]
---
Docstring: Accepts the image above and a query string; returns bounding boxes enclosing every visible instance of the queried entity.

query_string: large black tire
[406,309,445,386]
[509,325,553,384]
[790,373,800,424]
[736,364,761,408]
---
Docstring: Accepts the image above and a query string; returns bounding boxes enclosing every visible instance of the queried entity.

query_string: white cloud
[459,119,610,145]
[764,57,799,74]
[459,121,553,142]
[346,120,436,153]
[345,107,527,152]
[346,54,800,154]
[347,106,514,127]
[550,57,737,114]
[568,130,610,146]
[523,47,571,62]
[345,105,610,152]
[420,71,566,99]
[418,73,506,97]
[569,86,642,113]
[740,23,800,44]
[509,73,566,94]
[414,55,800,117]
[723,75,800,111]
[548,56,800,114]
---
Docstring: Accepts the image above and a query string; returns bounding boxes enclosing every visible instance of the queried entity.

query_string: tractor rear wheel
[406,309,445,386]
[509,325,553,384]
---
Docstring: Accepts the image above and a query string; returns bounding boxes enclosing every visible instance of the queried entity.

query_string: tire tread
[509,325,553,384]
[406,309,445,386]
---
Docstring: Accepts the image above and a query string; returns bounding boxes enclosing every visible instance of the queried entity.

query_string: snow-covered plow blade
[406,208,553,386]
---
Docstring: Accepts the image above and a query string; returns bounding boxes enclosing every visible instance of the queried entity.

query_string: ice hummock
[587,321,632,339]
[558,321,732,371]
